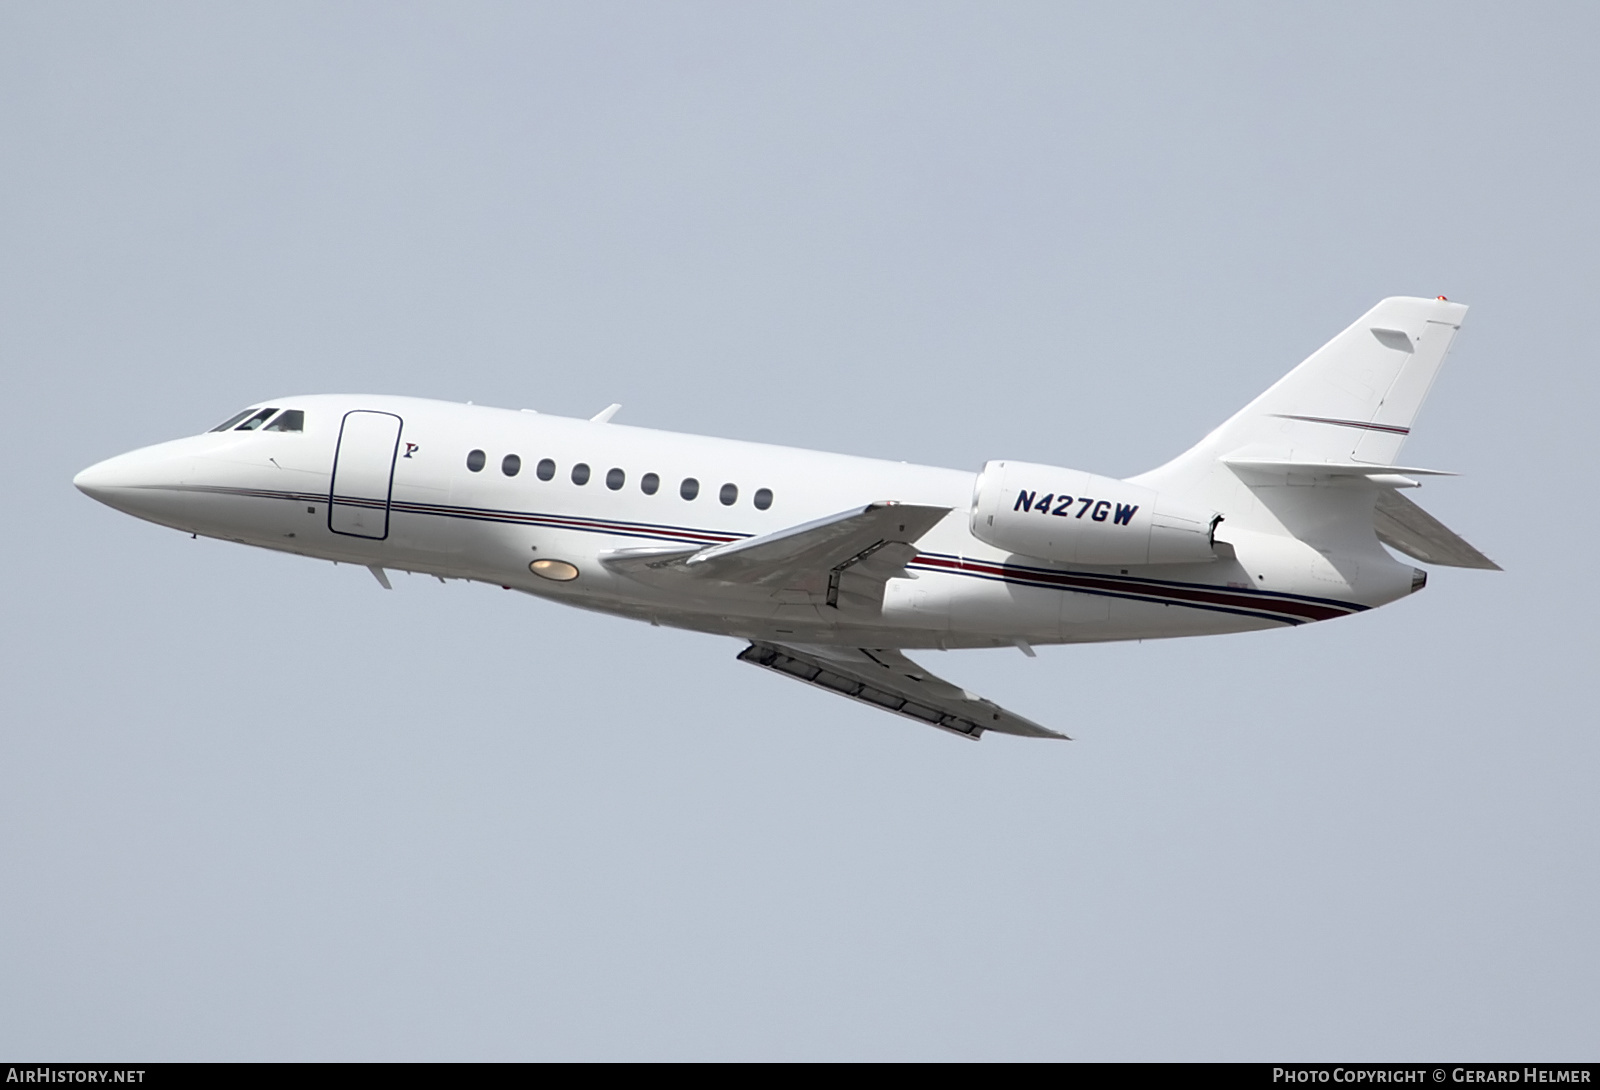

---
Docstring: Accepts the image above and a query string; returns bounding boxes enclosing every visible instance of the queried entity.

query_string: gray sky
[2,2,1596,1060]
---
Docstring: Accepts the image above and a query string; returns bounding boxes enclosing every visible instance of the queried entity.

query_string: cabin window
[572,462,591,485]
[263,410,304,432]
[719,483,738,506]
[640,472,659,495]
[466,449,486,472]
[234,408,278,431]
[536,458,556,481]
[209,409,257,432]
[502,454,521,477]
[606,467,625,490]
[680,477,699,500]
[754,487,773,511]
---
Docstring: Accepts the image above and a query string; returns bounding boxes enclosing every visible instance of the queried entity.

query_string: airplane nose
[73,457,123,500]
[73,442,198,521]
[74,450,159,500]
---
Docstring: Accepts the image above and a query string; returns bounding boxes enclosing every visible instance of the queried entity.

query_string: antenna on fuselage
[590,403,621,424]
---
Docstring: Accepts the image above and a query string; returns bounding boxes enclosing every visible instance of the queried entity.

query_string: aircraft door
[329,410,403,539]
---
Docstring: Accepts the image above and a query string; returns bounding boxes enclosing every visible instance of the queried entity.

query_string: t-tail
[1128,296,1499,574]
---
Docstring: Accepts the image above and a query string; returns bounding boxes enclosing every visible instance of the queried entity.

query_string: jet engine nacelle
[971,460,1220,566]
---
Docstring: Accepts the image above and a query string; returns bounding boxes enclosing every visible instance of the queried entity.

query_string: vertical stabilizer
[1132,297,1467,508]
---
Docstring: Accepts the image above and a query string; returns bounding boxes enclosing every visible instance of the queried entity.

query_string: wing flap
[1373,490,1501,570]
[738,642,1067,741]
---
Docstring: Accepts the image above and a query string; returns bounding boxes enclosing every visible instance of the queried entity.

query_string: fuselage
[74,394,1417,649]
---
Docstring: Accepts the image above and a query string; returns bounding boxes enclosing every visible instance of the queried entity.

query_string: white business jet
[75,297,1496,741]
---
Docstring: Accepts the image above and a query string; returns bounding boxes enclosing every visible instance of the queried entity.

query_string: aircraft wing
[603,502,950,609]
[1373,490,1501,570]
[737,641,1067,741]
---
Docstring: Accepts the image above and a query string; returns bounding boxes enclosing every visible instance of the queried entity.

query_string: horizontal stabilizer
[738,642,1067,741]
[1225,458,1457,485]
[1374,491,1500,570]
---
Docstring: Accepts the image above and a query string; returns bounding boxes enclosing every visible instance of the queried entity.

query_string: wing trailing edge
[738,642,1067,741]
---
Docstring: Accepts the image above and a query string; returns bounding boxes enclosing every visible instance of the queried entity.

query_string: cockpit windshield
[233,408,277,431]
[207,407,304,433]
[209,409,258,432]
[263,409,304,432]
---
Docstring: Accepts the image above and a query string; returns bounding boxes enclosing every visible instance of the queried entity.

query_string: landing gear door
[329,410,403,539]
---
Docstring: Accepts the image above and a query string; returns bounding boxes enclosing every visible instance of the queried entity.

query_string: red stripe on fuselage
[909,554,1360,624]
